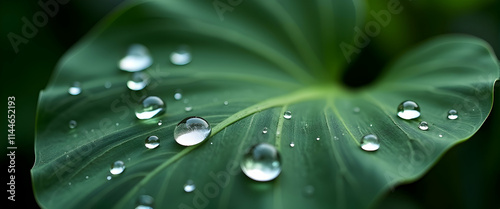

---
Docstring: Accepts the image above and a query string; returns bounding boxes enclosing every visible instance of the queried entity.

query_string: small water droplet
[316,137,320,141]
[223,101,229,105]
[418,121,429,131]
[360,134,380,151]
[135,195,154,209]
[68,82,81,95]
[157,120,163,126]
[303,185,315,197]
[115,122,119,126]
[369,124,373,127]
[107,176,112,180]
[241,143,281,182]
[85,176,89,179]
[68,182,72,186]
[283,111,292,119]
[69,120,77,129]
[183,180,196,193]
[135,96,166,119]
[353,107,360,113]
[110,160,125,175]
[397,100,421,120]
[174,116,211,146]
[439,134,443,138]
[290,142,295,148]
[127,72,151,91]
[104,81,112,89]
[183,99,189,104]
[184,106,193,112]
[262,127,268,134]
[170,45,192,65]
[145,136,160,149]
[333,136,339,140]
[119,44,153,72]
[447,109,458,120]
[210,142,213,145]
[174,89,183,101]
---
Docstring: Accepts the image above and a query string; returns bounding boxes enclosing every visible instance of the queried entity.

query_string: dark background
[1,0,499,208]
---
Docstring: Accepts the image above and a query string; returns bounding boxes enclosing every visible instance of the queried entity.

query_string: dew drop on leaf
[104,81,112,89]
[145,136,160,149]
[303,185,315,197]
[157,120,162,126]
[290,142,295,148]
[183,180,196,193]
[174,116,211,146]
[241,143,281,182]
[119,44,152,72]
[106,176,112,180]
[68,82,81,95]
[447,109,458,120]
[184,106,193,112]
[110,160,125,175]
[262,127,268,134]
[135,96,166,120]
[360,134,380,151]
[223,101,229,105]
[69,120,77,129]
[170,45,192,66]
[135,195,154,209]
[283,111,292,119]
[127,72,151,91]
[418,121,429,131]
[353,107,360,113]
[397,100,421,120]
[174,89,182,101]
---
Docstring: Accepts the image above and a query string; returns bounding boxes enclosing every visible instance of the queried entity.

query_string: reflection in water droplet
[283,111,292,119]
[174,116,211,146]
[397,100,421,120]
[69,120,77,129]
[145,136,160,149]
[68,82,81,95]
[127,72,151,91]
[135,195,154,209]
[184,180,196,193]
[170,45,192,65]
[262,127,268,134]
[447,109,458,120]
[418,121,429,131]
[135,96,166,119]
[360,134,380,151]
[110,160,125,175]
[119,44,152,72]
[241,143,281,182]
[290,142,295,148]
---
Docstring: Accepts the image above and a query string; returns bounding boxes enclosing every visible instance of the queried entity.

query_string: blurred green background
[1,0,498,208]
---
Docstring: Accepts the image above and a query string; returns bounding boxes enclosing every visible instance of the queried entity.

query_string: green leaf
[32,0,499,209]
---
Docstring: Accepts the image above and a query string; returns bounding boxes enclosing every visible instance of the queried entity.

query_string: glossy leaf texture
[32,0,499,209]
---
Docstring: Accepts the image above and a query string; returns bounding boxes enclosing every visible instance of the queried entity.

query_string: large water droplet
[135,96,166,119]
[397,100,421,120]
[360,134,380,151]
[183,180,196,193]
[119,44,153,72]
[127,72,151,91]
[240,143,281,182]
[262,127,268,134]
[174,116,211,146]
[69,120,77,129]
[135,195,154,209]
[145,136,160,149]
[68,82,81,95]
[418,121,429,131]
[110,160,125,175]
[447,109,458,120]
[283,111,292,119]
[170,45,192,65]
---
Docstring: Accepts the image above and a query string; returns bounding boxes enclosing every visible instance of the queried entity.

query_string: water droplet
[157,120,162,126]
[360,134,380,151]
[69,120,77,129]
[85,176,89,179]
[397,100,421,120]
[127,72,151,91]
[68,182,72,186]
[135,96,166,119]
[262,127,268,134]
[333,136,339,140]
[353,107,360,113]
[283,111,292,119]
[115,122,119,126]
[290,142,295,147]
[223,101,229,105]
[68,82,81,95]
[119,44,152,72]
[145,136,160,149]
[183,180,196,193]
[316,137,320,141]
[135,195,154,209]
[241,143,281,182]
[184,106,193,112]
[447,109,458,120]
[369,124,373,127]
[439,134,443,138]
[174,89,183,101]
[104,81,112,89]
[418,121,429,131]
[110,160,125,175]
[170,45,192,65]
[107,176,112,180]
[210,142,213,145]
[174,116,211,146]
[303,185,315,197]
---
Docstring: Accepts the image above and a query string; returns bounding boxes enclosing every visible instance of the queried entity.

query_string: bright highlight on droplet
[127,72,151,91]
[170,45,192,65]
[119,44,153,72]
[418,121,429,131]
[283,111,292,119]
[183,180,196,193]
[241,143,281,182]
[397,100,421,120]
[447,109,458,120]
[145,136,160,149]
[135,96,166,120]
[68,82,81,95]
[110,160,125,175]
[360,134,380,151]
[135,195,154,209]
[174,116,211,146]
